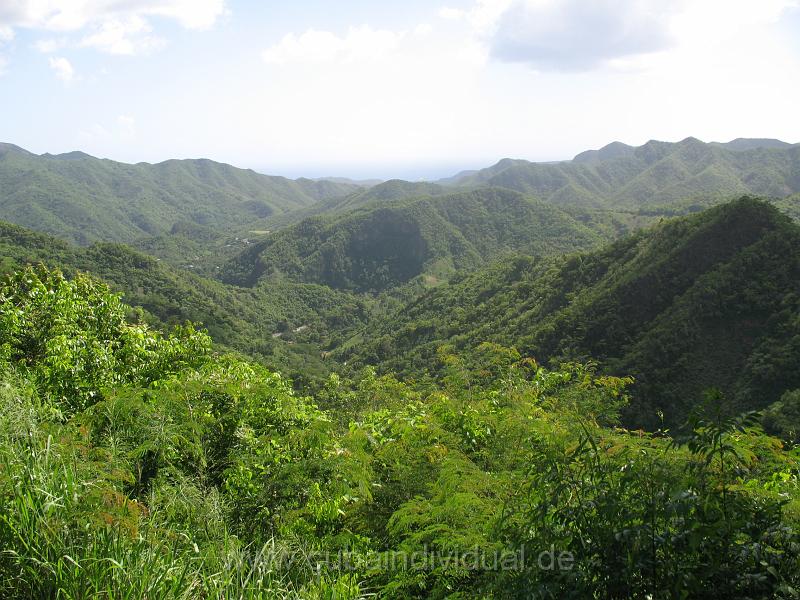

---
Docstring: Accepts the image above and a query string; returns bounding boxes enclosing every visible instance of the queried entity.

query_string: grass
[0,381,369,599]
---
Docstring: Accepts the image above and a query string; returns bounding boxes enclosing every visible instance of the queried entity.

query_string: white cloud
[145,0,229,30]
[236,17,492,170]
[439,2,514,30]
[469,0,515,31]
[0,0,226,55]
[49,56,74,82]
[240,0,798,169]
[439,7,467,20]
[670,0,799,42]
[262,26,405,65]
[80,16,164,55]
[117,115,137,140]
[488,0,679,71]
[443,0,800,73]
[5,1,800,174]
[34,38,64,53]
[0,1,227,32]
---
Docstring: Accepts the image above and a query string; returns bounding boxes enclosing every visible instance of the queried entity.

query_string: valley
[2,136,800,598]
[2,137,799,407]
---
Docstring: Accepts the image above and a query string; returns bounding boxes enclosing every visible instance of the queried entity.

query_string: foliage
[0,266,369,598]
[1,153,800,600]
[221,188,603,292]
[348,198,800,430]
[0,143,360,244]
[0,222,375,383]
[0,265,210,415]
[445,137,800,212]
[763,390,800,445]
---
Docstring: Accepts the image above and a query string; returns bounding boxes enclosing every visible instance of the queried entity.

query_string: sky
[1,0,799,180]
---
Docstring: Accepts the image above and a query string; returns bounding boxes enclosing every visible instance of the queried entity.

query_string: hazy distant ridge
[439,137,800,209]
[0,143,361,244]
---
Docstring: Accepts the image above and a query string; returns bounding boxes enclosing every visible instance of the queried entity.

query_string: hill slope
[347,198,800,428]
[443,138,800,211]
[0,143,360,244]
[221,187,604,292]
[0,220,371,379]
[243,179,451,232]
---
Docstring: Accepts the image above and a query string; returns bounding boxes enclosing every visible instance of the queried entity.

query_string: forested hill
[3,261,799,598]
[4,139,798,255]
[347,197,800,429]
[221,187,605,293]
[244,179,450,231]
[442,137,800,210]
[0,143,361,244]
[0,220,372,380]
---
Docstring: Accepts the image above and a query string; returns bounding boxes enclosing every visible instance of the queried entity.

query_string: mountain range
[2,137,799,252]
[439,137,800,211]
[0,219,372,381]
[1,136,799,425]
[0,143,360,244]
[344,198,800,428]
[221,187,608,293]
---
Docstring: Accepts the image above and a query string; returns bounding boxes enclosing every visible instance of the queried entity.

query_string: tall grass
[0,379,366,599]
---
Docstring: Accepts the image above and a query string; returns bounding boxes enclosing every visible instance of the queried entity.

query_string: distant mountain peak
[573,141,635,163]
[0,142,33,157]
[603,140,634,151]
[711,138,795,152]
[438,136,800,205]
[494,157,519,169]
[47,151,94,160]
[641,138,671,148]
[0,142,365,245]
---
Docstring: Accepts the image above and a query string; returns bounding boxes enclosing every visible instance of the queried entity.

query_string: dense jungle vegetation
[2,138,800,598]
[1,265,799,599]
[347,198,800,431]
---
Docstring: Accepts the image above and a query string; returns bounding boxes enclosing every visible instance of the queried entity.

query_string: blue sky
[1,0,799,179]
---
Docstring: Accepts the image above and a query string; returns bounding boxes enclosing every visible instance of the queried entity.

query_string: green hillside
[347,198,800,429]
[2,145,800,598]
[711,138,797,152]
[7,138,798,255]
[0,220,372,380]
[240,179,450,232]
[444,138,800,210]
[3,265,798,598]
[0,143,360,244]
[775,193,800,221]
[222,187,604,292]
